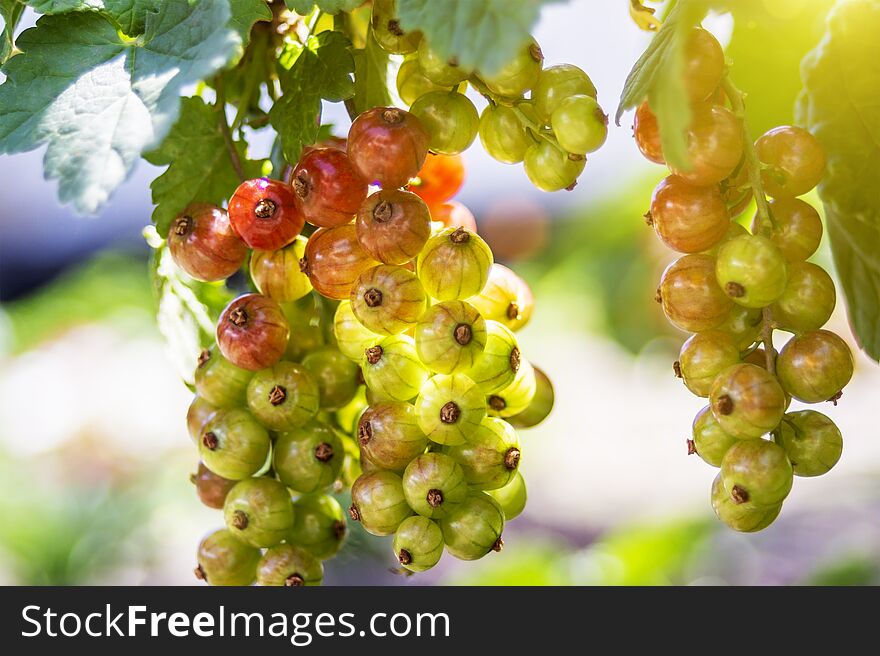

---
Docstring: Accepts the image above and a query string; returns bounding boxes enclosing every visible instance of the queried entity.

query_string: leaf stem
[215,77,246,182]
[333,12,359,121]
[232,26,270,131]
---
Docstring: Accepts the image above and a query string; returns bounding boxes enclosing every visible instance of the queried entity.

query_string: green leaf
[352,27,391,114]
[0,1,24,64]
[26,1,160,35]
[395,0,553,76]
[0,2,240,214]
[145,96,262,236]
[285,0,363,16]
[797,0,880,360]
[269,29,354,162]
[229,0,272,44]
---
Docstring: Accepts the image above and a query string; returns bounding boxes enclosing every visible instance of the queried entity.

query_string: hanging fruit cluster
[633,27,853,532]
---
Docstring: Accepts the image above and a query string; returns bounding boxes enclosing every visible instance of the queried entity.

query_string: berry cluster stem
[214,76,246,182]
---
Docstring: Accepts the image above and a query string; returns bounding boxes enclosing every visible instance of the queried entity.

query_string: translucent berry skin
[716,304,763,350]
[361,334,429,401]
[659,254,733,332]
[409,153,464,206]
[392,516,444,572]
[301,347,360,410]
[709,364,786,439]
[250,236,312,304]
[633,101,664,164]
[417,40,469,87]
[678,331,741,398]
[771,262,835,332]
[415,301,488,374]
[348,107,429,188]
[755,197,823,262]
[683,27,724,102]
[168,204,247,282]
[551,94,608,155]
[228,178,304,250]
[303,224,379,300]
[650,176,730,253]
[487,470,527,520]
[217,294,290,371]
[776,330,854,403]
[274,421,344,493]
[194,347,254,408]
[532,64,597,123]
[292,148,368,228]
[351,265,427,335]
[481,38,543,98]
[415,373,487,445]
[430,201,479,233]
[196,528,260,586]
[778,410,843,477]
[198,408,271,480]
[523,141,585,192]
[257,544,323,587]
[358,402,428,471]
[716,234,788,308]
[710,473,781,533]
[410,90,479,155]
[440,492,505,561]
[669,104,743,187]
[417,227,493,300]
[755,126,826,198]
[371,0,421,54]
[356,189,432,265]
[246,361,320,431]
[187,396,218,443]
[509,365,554,429]
[465,321,520,395]
[402,452,469,519]
[192,461,237,509]
[442,417,521,490]
[720,439,793,508]
[334,300,381,361]
[487,358,537,418]
[350,470,413,536]
[397,56,449,106]
[468,264,534,332]
[280,297,325,361]
[223,477,295,548]
[701,221,748,257]
[691,405,738,467]
[479,104,534,164]
[288,493,347,560]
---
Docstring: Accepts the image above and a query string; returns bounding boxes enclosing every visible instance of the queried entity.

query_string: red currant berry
[633,101,664,164]
[216,293,290,371]
[658,254,733,332]
[192,461,237,510]
[356,189,431,264]
[649,176,730,253]
[682,27,724,102]
[670,104,743,187]
[408,153,465,206]
[168,204,247,282]
[228,178,304,250]
[755,197,823,262]
[755,125,825,198]
[776,330,854,403]
[430,200,478,233]
[348,107,429,188]
[302,224,379,300]
[292,148,368,228]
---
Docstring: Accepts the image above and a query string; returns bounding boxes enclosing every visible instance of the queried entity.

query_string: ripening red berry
[228,178,304,250]
[217,293,290,371]
[356,189,432,264]
[302,224,379,300]
[168,204,247,282]
[292,148,369,228]
[430,200,478,233]
[347,107,429,188]
[408,153,465,206]
[633,101,664,164]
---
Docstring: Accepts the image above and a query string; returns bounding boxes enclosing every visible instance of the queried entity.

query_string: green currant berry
[274,420,344,493]
[195,528,260,586]
[334,300,381,362]
[417,40,468,86]
[194,347,254,408]
[508,365,554,429]
[358,402,428,471]
[199,408,271,480]
[415,373,487,445]
[720,439,793,508]
[393,515,444,572]
[479,104,534,164]
[224,477,295,548]
[650,175,731,254]
[280,297,325,361]
[532,64,597,122]
[403,452,469,519]
[250,236,312,303]
[754,197,823,262]
[288,493,347,560]
[349,470,413,536]
[669,104,743,187]
[464,321,520,395]
[246,361,320,431]
[442,417,520,490]
[709,363,786,439]
[334,386,368,435]
[192,461,237,510]
[410,90,479,155]
[440,492,505,561]
[691,405,739,467]
[551,94,608,155]
[755,125,825,198]
[362,334,429,401]
[301,347,360,411]
[677,331,741,398]
[715,303,763,350]
[257,544,323,586]
[776,330,854,403]
[371,0,421,54]
[778,410,843,477]
[487,358,536,418]
[415,301,488,374]
[187,396,218,444]
[523,141,585,192]
[682,27,724,102]
[659,254,733,332]
[481,38,543,98]
[487,470,527,520]
[701,221,749,257]
[710,473,781,533]
[468,264,534,332]
[351,264,427,335]
[716,234,788,308]
[417,227,494,301]
[771,262,835,333]
[397,56,449,106]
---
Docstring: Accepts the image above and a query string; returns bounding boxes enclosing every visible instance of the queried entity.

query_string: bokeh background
[2,0,879,586]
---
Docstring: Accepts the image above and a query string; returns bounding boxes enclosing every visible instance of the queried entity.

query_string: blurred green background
[1,0,879,586]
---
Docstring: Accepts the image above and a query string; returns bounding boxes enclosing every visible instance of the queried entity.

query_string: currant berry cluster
[372,0,605,192]
[173,95,552,583]
[634,27,852,533]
